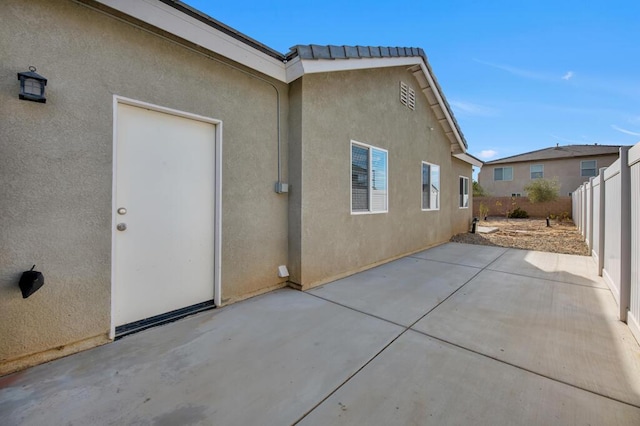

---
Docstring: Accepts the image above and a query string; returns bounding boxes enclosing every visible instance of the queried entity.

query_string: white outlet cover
[278,265,289,278]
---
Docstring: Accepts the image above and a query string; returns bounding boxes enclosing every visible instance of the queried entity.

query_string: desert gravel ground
[451,217,590,256]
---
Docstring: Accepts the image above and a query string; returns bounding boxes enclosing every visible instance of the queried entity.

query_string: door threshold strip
[115,300,215,339]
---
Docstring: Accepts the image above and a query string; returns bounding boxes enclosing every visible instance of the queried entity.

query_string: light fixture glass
[17,66,47,103]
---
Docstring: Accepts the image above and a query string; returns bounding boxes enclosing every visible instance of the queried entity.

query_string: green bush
[508,207,529,218]
[479,202,489,219]
[473,181,488,197]
[524,178,560,203]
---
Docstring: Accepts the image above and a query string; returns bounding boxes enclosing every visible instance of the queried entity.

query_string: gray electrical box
[275,182,289,193]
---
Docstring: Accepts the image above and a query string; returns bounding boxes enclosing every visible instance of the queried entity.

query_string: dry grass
[450,217,590,256]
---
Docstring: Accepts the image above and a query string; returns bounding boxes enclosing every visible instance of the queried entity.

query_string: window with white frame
[422,162,440,210]
[530,164,543,179]
[352,142,388,213]
[459,176,469,208]
[494,166,513,181]
[581,160,597,177]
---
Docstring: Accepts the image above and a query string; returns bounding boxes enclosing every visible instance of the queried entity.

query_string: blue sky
[184,0,640,165]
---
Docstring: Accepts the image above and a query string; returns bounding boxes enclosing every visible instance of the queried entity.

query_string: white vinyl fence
[573,143,640,343]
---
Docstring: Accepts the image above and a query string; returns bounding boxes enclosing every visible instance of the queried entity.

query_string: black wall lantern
[17,66,47,103]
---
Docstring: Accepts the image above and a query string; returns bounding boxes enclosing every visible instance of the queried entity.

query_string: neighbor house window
[581,160,597,177]
[511,193,522,197]
[494,166,513,181]
[459,176,469,208]
[422,162,440,210]
[352,141,388,213]
[530,164,544,179]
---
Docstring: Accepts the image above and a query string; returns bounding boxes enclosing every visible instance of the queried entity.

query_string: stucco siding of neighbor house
[0,0,289,374]
[289,67,470,289]
[478,154,619,197]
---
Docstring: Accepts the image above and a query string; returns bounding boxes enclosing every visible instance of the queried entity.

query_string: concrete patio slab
[410,242,508,268]
[309,256,479,326]
[0,289,403,426]
[300,331,640,425]
[487,248,607,288]
[2,243,639,425]
[413,269,640,407]
[477,225,499,233]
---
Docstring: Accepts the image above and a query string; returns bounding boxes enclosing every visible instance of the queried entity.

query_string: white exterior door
[113,102,217,328]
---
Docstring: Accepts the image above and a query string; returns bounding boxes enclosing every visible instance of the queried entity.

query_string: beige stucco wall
[288,79,304,282]
[288,67,472,288]
[0,0,289,373]
[478,154,619,197]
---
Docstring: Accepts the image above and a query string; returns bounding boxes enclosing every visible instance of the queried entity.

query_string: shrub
[508,207,529,218]
[473,181,488,197]
[479,202,489,219]
[524,178,560,203]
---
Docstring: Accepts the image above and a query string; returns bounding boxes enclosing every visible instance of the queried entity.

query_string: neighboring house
[0,0,481,375]
[478,144,623,197]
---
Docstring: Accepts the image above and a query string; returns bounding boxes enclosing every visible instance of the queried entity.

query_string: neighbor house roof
[486,144,622,165]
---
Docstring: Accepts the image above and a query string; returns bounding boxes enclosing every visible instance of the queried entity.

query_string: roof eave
[454,153,483,168]
[90,2,469,154]
[92,0,288,81]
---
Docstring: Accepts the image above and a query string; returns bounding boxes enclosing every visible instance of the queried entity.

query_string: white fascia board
[286,56,423,82]
[454,153,483,168]
[94,0,287,82]
[95,0,467,153]
[416,62,467,154]
[284,56,305,82]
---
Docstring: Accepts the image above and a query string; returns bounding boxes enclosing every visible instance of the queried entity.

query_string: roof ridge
[485,144,623,164]
[485,146,558,164]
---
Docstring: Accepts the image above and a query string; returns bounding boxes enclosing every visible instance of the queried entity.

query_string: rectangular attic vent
[400,82,415,110]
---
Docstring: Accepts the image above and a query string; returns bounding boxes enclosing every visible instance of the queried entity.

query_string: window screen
[351,145,369,212]
[352,142,388,213]
[494,167,513,181]
[530,164,543,179]
[459,176,469,208]
[422,162,440,210]
[581,160,597,177]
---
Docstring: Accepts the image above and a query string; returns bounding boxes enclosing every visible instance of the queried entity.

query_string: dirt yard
[451,217,590,256]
